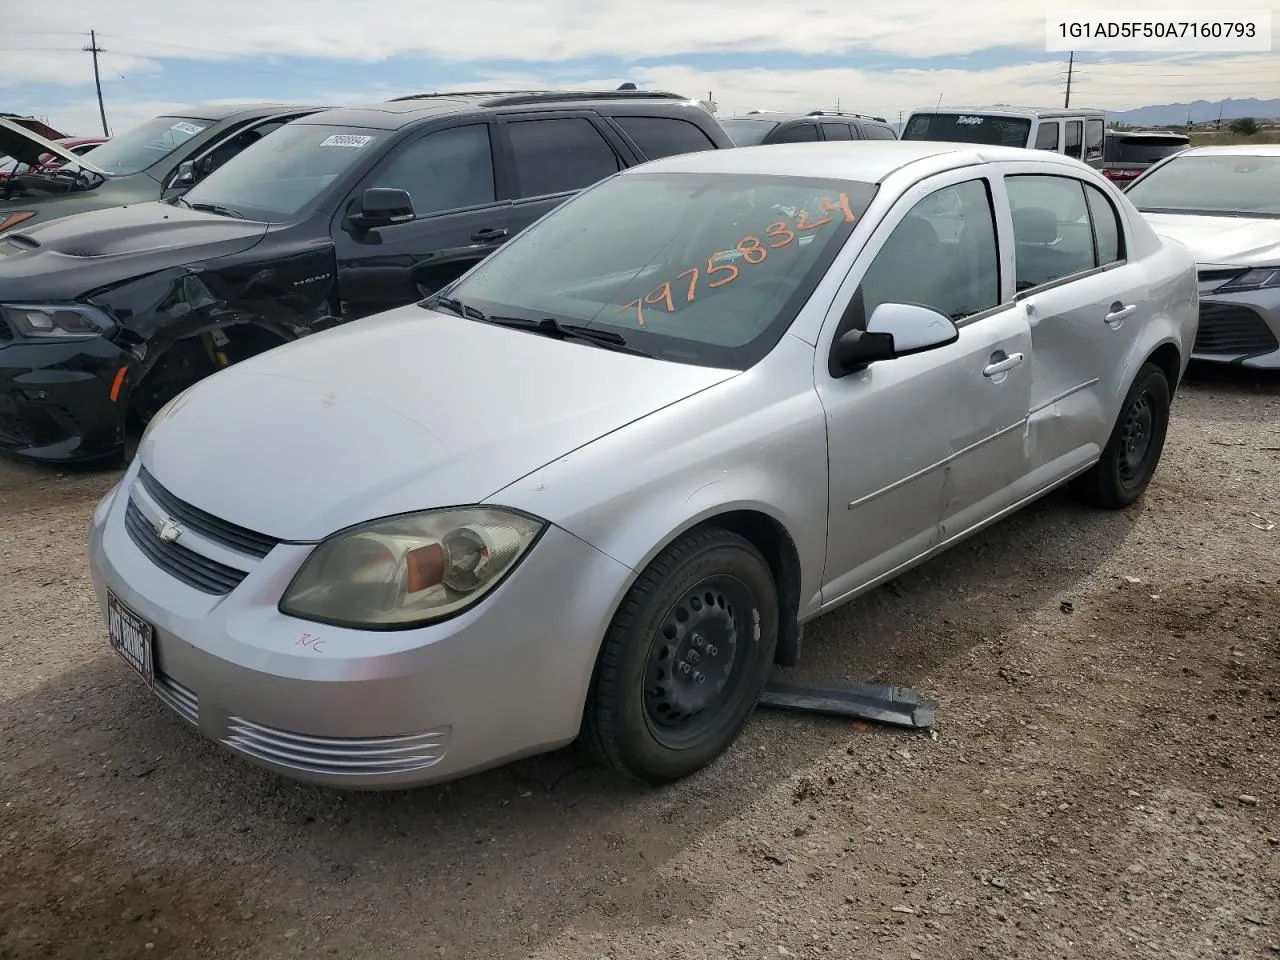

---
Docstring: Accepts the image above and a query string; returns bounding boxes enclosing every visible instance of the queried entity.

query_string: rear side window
[774,123,819,143]
[1064,120,1083,159]
[1085,119,1104,162]
[1034,122,1060,150]
[822,122,852,140]
[1006,175,1101,289]
[1084,183,1123,264]
[507,118,622,198]
[613,116,716,160]
[863,124,897,140]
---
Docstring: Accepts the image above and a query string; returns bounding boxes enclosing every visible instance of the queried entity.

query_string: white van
[900,106,1106,169]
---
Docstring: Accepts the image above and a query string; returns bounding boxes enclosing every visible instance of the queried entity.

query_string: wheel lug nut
[706,645,718,656]
[679,662,692,675]
[693,670,706,684]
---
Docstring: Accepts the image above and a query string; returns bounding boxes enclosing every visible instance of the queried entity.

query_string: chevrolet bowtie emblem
[155,517,184,543]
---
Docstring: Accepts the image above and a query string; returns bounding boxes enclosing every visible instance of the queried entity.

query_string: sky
[2,0,1277,138]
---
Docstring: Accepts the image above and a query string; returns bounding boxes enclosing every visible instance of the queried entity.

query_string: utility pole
[1064,51,1074,108]
[84,29,109,136]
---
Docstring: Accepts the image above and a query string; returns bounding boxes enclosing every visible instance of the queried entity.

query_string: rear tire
[1071,362,1171,509]
[582,527,778,784]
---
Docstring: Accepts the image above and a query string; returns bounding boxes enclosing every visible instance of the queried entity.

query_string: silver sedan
[1126,143,1280,369]
[88,140,1199,789]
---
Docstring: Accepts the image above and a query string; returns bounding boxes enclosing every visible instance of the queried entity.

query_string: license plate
[107,590,155,686]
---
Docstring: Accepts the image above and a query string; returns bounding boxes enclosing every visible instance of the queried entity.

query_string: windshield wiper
[429,295,487,320]
[427,297,649,356]
[188,202,244,219]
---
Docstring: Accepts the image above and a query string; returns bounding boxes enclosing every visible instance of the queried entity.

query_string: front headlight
[1216,267,1280,293]
[280,507,546,629]
[0,302,117,339]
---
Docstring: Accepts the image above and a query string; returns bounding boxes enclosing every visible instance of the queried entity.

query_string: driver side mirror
[832,302,959,375]
[172,160,196,187]
[349,187,415,231]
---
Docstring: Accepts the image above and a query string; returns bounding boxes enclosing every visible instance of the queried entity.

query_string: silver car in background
[88,141,1198,790]
[1126,144,1280,369]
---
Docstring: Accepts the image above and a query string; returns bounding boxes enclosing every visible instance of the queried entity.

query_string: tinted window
[1034,122,1060,150]
[863,124,897,140]
[859,179,999,324]
[374,124,495,216]
[1085,119,1105,162]
[79,115,211,176]
[182,123,386,219]
[507,118,621,198]
[822,122,852,140]
[1084,183,1122,264]
[442,171,877,370]
[614,116,716,160]
[1103,134,1190,164]
[720,119,778,146]
[1006,175,1096,289]
[1064,121,1083,159]
[1124,154,1280,216]
[200,117,294,176]
[902,113,1032,147]
[774,123,819,143]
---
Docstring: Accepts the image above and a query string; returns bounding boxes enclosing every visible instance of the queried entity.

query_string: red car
[0,135,109,179]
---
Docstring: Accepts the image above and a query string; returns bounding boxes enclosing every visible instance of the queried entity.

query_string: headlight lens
[0,302,117,339]
[1216,267,1280,293]
[280,507,546,629]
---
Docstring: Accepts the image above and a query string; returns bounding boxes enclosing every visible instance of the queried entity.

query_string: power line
[83,29,109,137]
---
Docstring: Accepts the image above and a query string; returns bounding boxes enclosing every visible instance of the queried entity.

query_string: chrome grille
[222,718,451,777]
[153,672,199,726]
[124,499,249,595]
[1194,302,1279,356]
[137,467,280,559]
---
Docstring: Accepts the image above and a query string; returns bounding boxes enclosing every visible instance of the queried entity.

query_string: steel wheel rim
[642,575,754,750]
[1118,389,1156,488]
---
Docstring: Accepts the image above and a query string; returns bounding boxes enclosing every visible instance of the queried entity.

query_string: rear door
[496,111,632,239]
[332,121,513,317]
[996,165,1146,487]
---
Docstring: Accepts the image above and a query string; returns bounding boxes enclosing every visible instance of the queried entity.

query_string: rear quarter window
[862,124,897,140]
[613,116,717,160]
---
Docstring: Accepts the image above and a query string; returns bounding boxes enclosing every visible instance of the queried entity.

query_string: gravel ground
[1,363,1277,960]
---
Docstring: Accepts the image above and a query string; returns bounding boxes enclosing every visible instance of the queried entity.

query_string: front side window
[373,124,495,216]
[1123,154,1280,217]
[1034,122,1060,151]
[858,179,1000,325]
[614,116,716,160]
[507,118,621,198]
[181,123,385,220]
[80,115,212,175]
[1006,175,1098,289]
[440,171,877,369]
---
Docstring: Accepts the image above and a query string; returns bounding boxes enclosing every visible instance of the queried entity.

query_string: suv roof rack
[807,109,888,123]
[387,89,691,106]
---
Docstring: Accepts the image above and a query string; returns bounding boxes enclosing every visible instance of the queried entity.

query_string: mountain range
[1102,98,1279,127]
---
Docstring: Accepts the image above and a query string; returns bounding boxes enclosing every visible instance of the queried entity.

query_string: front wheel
[1071,362,1171,509]
[582,527,778,784]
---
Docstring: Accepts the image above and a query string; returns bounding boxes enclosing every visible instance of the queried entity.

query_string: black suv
[0,89,733,463]
[720,110,898,146]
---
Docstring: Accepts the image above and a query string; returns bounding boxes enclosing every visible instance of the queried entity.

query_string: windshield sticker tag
[319,134,374,148]
[170,121,204,135]
[617,193,857,327]
[956,115,985,125]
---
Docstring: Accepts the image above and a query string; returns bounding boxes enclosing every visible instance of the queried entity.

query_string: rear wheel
[1071,362,1171,509]
[582,527,778,784]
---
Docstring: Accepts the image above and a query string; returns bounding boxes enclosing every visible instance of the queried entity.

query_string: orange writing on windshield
[616,193,856,327]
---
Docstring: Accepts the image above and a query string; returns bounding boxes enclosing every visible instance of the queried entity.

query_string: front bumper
[0,332,129,461]
[1190,278,1280,370]
[87,461,636,790]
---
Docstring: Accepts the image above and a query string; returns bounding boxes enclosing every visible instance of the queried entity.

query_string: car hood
[0,201,269,302]
[141,306,738,541]
[1141,211,1280,267]
[0,116,105,174]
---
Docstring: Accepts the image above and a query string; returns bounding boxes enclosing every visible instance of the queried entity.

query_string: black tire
[1071,362,1171,509]
[582,527,778,784]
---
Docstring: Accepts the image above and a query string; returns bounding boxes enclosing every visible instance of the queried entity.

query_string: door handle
[1105,302,1136,325]
[983,352,1025,377]
[471,227,509,242]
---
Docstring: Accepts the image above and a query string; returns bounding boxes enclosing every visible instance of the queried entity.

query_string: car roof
[156,102,325,122]
[909,106,1103,119]
[1172,143,1280,158]
[632,140,1093,183]
[724,111,890,124]
[291,89,702,131]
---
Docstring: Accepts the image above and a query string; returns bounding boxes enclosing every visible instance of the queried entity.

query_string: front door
[998,167,1147,487]
[333,122,514,319]
[815,175,1032,606]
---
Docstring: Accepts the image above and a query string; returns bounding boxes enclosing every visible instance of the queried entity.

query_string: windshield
[1104,134,1189,164]
[82,115,211,176]
[439,171,877,369]
[181,124,382,221]
[902,113,1032,147]
[1126,154,1280,217]
[720,119,780,146]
